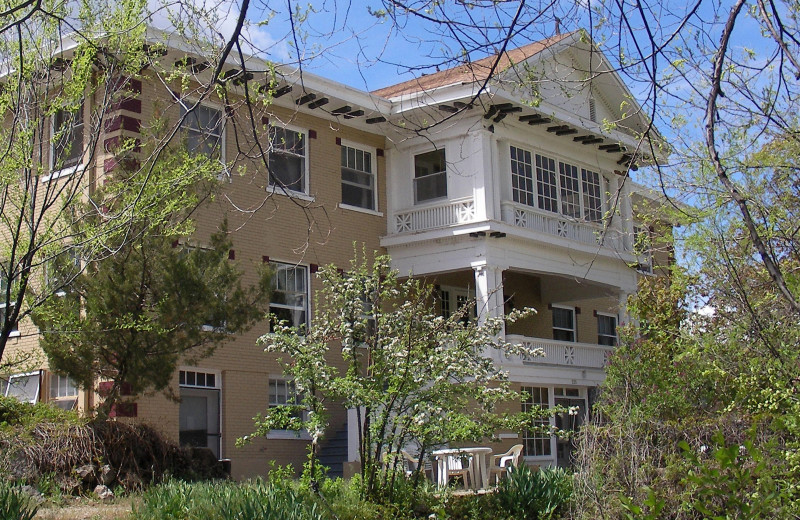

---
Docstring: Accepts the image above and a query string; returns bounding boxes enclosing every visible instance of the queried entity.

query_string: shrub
[132,479,325,520]
[496,465,572,520]
[0,483,38,520]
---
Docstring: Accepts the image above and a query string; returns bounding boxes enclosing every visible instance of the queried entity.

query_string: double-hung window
[180,104,224,159]
[552,306,576,342]
[269,126,307,193]
[633,224,653,273]
[341,143,376,210]
[512,147,604,223]
[597,313,618,346]
[270,262,309,331]
[414,149,447,203]
[51,104,84,173]
[521,386,551,456]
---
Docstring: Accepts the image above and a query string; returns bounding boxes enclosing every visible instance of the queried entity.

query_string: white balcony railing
[393,197,476,233]
[500,201,627,251]
[506,334,614,370]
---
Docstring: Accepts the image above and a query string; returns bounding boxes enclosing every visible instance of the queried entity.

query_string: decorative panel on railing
[393,198,476,233]
[507,334,613,369]
[500,202,626,251]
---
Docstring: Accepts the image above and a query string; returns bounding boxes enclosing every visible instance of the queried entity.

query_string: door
[554,396,585,468]
[179,387,221,459]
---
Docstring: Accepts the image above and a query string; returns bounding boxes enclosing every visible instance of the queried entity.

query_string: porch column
[619,177,634,252]
[472,263,505,331]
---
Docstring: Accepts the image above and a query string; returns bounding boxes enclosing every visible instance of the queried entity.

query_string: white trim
[41,165,83,183]
[178,367,222,389]
[413,147,448,204]
[49,103,85,179]
[265,185,316,202]
[266,430,312,440]
[269,261,310,330]
[337,203,383,217]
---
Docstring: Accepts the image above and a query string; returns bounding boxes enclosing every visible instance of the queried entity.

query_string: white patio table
[431,447,493,490]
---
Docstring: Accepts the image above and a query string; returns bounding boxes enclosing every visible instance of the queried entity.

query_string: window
[438,286,475,324]
[49,373,78,399]
[3,372,40,403]
[511,146,534,207]
[597,314,618,346]
[270,262,308,330]
[581,169,602,222]
[47,249,81,297]
[552,306,575,342]
[269,378,303,409]
[514,148,605,223]
[179,369,218,388]
[414,149,447,203]
[341,144,376,210]
[52,104,84,172]
[522,386,551,456]
[180,104,224,159]
[559,162,581,218]
[269,126,307,193]
[536,153,558,213]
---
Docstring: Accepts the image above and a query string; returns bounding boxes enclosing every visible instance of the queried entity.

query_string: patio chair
[446,453,473,490]
[489,444,523,484]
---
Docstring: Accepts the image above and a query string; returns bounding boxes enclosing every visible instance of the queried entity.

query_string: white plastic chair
[489,444,523,484]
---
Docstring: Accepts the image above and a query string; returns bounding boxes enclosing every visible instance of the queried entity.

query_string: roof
[372,32,575,99]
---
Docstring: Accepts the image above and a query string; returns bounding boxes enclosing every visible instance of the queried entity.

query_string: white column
[619,177,633,251]
[472,263,504,330]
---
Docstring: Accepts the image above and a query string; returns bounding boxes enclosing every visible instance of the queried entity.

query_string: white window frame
[268,124,309,196]
[179,101,228,181]
[551,305,576,343]
[339,140,380,214]
[269,261,310,331]
[521,386,551,458]
[413,148,447,204]
[438,285,476,324]
[596,312,618,346]
[512,146,606,224]
[3,371,41,403]
[45,103,84,182]
[267,376,311,440]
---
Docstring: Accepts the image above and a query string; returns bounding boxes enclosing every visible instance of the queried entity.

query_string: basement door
[179,369,221,459]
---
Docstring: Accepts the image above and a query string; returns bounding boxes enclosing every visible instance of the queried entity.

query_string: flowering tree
[249,252,548,500]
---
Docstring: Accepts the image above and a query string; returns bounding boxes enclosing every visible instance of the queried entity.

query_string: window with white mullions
[180,104,224,159]
[511,146,535,207]
[535,153,558,213]
[49,373,78,399]
[522,386,551,457]
[552,306,576,342]
[52,104,84,171]
[341,144,375,210]
[3,372,40,403]
[269,126,307,193]
[581,169,602,222]
[269,262,309,331]
[559,162,581,218]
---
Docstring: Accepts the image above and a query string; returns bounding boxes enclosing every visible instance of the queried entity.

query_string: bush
[496,465,572,520]
[0,482,38,520]
[0,396,83,431]
[133,479,324,520]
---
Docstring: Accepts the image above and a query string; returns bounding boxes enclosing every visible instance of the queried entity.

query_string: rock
[18,485,44,505]
[98,464,116,485]
[93,484,114,500]
[75,464,97,483]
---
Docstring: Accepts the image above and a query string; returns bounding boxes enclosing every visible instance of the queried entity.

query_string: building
[0,28,668,478]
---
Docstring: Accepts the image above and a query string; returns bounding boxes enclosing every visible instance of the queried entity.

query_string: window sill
[337,203,383,217]
[8,330,20,338]
[266,185,315,202]
[266,430,312,441]
[41,165,81,183]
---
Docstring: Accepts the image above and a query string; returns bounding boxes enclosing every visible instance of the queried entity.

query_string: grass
[34,496,135,520]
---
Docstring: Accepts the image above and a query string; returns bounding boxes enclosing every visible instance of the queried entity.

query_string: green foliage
[0,395,83,431]
[251,250,543,502]
[495,465,572,520]
[132,479,324,520]
[0,483,37,520]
